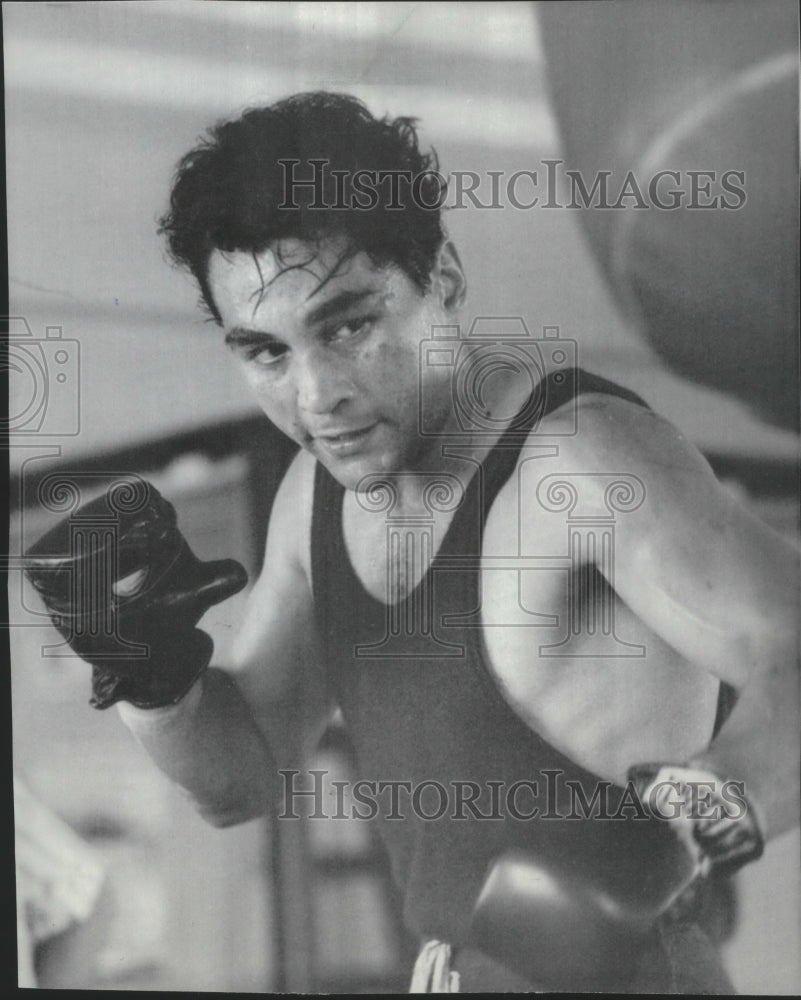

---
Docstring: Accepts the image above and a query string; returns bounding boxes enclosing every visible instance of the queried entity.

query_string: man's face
[208,237,465,490]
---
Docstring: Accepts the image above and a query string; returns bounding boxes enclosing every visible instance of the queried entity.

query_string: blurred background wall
[6,1,799,461]
[5,1,799,992]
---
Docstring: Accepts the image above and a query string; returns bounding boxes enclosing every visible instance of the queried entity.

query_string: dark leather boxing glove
[627,762,765,878]
[467,809,700,991]
[23,481,248,710]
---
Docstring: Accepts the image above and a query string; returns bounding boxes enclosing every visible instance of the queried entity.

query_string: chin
[311,426,428,490]
[315,451,392,492]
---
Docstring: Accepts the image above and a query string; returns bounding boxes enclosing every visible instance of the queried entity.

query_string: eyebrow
[224,287,381,349]
[306,287,381,326]
[224,327,282,350]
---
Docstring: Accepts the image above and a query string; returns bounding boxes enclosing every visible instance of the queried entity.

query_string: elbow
[193,785,272,829]
[200,804,266,829]
[727,628,799,691]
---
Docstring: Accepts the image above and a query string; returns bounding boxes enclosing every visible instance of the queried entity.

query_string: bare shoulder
[228,446,318,681]
[507,387,752,567]
[265,446,317,581]
[539,388,714,480]
[230,445,331,751]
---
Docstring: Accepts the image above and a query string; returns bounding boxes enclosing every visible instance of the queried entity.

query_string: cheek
[244,370,297,429]
[366,332,423,401]
[419,364,455,423]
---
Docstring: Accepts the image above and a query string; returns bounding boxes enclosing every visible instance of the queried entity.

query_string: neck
[376,368,535,513]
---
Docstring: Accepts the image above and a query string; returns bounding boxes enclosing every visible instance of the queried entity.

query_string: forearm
[691,655,800,840]
[117,666,278,827]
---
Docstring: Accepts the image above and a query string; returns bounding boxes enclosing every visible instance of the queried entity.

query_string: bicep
[227,452,331,755]
[230,562,320,704]
[586,405,799,686]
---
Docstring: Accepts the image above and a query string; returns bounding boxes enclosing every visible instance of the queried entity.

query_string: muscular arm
[564,396,800,837]
[226,451,331,772]
[117,669,277,827]
[118,450,328,826]
[690,654,799,838]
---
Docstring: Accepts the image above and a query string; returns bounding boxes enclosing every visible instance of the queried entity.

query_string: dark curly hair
[159,91,447,322]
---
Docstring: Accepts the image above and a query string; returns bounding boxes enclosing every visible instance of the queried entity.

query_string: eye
[328,316,374,344]
[113,568,147,597]
[246,343,288,367]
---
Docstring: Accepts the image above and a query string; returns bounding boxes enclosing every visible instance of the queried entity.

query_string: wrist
[628,760,766,876]
[117,672,204,730]
[90,629,213,710]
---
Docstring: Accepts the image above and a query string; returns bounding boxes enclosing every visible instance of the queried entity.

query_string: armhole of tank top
[310,461,336,609]
[472,367,651,522]
[469,373,731,761]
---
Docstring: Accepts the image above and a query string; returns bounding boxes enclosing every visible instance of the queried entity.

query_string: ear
[432,240,467,313]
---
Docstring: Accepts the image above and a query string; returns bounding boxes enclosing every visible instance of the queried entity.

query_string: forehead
[208,238,392,325]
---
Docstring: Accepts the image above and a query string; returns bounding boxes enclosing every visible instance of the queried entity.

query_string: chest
[479,476,720,781]
[342,479,467,605]
[340,474,719,784]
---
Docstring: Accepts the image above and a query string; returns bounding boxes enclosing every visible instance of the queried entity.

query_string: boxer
[24,92,799,992]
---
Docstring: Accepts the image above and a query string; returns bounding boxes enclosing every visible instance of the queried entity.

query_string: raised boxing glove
[23,480,248,710]
[627,761,765,877]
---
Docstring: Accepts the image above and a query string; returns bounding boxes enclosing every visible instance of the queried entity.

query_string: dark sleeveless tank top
[310,368,733,991]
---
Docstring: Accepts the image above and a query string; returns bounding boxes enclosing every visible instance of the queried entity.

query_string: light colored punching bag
[537,0,799,431]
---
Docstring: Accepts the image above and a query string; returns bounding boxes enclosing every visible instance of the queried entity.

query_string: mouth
[312,422,379,456]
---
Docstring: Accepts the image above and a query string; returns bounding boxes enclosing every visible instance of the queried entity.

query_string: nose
[294,346,354,415]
